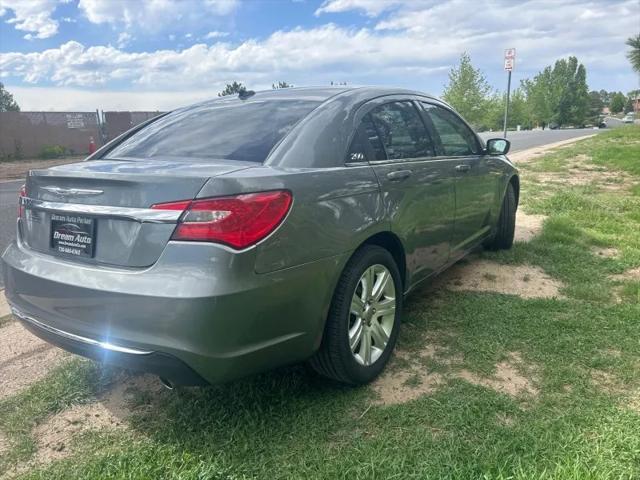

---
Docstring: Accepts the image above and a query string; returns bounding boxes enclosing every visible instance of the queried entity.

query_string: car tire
[310,245,402,385]
[485,182,516,250]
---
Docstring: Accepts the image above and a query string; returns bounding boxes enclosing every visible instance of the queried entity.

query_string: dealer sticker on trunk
[50,213,96,258]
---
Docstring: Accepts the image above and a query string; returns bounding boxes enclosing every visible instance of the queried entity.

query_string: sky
[0,0,638,111]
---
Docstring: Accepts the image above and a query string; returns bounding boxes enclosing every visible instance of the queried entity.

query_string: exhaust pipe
[159,377,174,390]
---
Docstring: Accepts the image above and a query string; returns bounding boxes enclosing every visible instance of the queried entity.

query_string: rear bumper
[2,239,347,385]
[13,305,207,385]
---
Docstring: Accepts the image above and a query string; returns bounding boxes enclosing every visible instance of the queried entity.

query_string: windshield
[105,98,321,163]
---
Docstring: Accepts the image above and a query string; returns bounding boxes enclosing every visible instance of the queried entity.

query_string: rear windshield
[105,99,321,163]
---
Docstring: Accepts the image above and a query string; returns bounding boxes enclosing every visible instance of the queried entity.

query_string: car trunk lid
[21,158,254,267]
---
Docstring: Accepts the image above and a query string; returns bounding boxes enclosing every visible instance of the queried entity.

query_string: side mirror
[486,138,511,155]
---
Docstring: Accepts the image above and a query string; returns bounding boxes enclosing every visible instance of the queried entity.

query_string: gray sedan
[2,87,518,387]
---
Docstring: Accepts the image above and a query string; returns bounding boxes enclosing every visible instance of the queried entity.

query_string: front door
[419,102,498,253]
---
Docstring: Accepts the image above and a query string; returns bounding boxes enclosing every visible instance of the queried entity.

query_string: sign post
[503,48,516,138]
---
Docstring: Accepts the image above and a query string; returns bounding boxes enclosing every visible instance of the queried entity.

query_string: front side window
[105,99,321,163]
[421,103,480,156]
[369,102,435,160]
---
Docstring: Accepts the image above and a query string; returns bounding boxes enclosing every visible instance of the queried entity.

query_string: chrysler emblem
[42,186,104,197]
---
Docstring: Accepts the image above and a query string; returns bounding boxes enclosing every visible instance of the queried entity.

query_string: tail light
[152,190,292,249]
[18,184,26,218]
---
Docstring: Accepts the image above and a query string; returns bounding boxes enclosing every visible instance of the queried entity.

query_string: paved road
[478,127,600,152]
[0,128,600,288]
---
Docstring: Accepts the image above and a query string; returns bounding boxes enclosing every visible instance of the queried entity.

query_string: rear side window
[347,114,386,162]
[421,103,480,156]
[105,99,321,163]
[368,102,435,160]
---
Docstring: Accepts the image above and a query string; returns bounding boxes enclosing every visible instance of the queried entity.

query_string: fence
[0,110,163,159]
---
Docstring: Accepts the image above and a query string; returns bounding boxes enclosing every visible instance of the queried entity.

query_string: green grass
[1,127,640,479]
[0,359,114,472]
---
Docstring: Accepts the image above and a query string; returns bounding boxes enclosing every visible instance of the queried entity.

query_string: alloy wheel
[348,264,397,366]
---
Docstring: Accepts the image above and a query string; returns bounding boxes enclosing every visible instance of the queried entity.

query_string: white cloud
[0,0,61,39]
[77,0,238,31]
[6,85,219,111]
[1,0,637,110]
[315,0,402,16]
[204,30,230,39]
[117,32,132,48]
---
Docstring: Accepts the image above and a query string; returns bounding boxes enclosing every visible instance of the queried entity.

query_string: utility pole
[503,48,516,138]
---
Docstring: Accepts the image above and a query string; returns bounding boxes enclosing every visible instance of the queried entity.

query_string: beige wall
[0,111,163,159]
[0,111,100,158]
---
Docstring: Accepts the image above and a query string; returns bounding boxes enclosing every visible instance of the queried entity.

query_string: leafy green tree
[598,90,611,105]
[481,89,530,131]
[507,88,531,129]
[272,81,293,89]
[626,34,640,73]
[218,81,247,97]
[442,52,494,129]
[522,56,590,127]
[554,57,589,126]
[588,91,604,122]
[610,92,626,113]
[521,68,555,127]
[0,82,20,112]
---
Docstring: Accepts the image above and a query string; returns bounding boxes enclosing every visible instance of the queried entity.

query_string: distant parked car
[623,113,635,124]
[2,87,518,387]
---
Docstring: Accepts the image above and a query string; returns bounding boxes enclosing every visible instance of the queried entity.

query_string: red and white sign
[504,58,515,71]
[504,48,516,71]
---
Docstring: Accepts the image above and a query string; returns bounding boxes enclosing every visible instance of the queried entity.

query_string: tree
[610,92,626,113]
[522,56,590,127]
[0,82,20,112]
[218,81,247,97]
[272,81,293,89]
[588,90,604,122]
[521,67,555,127]
[442,53,494,129]
[626,34,640,73]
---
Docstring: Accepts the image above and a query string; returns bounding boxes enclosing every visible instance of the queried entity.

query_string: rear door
[348,98,457,286]
[419,102,498,254]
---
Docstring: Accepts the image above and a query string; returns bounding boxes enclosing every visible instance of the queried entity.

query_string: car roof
[191,86,441,106]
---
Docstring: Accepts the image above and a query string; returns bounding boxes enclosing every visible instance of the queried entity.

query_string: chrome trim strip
[11,306,154,355]
[21,197,181,223]
[41,186,104,197]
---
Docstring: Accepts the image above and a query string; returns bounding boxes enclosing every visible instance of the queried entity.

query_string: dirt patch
[0,157,82,181]
[610,266,640,282]
[27,374,163,467]
[0,432,8,456]
[592,247,620,259]
[515,211,546,242]
[435,259,564,299]
[372,366,444,406]
[534,169,630,192]
[33,403,125,463]
[526,152,634,193]
[371,344,449,405]
[372,345,539,405]
[590,369,622,394]
[459,352,539,398]
[0,322,67,399]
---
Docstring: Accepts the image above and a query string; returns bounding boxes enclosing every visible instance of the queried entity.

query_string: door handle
[455,164,471,173]
[386,170,412,181]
